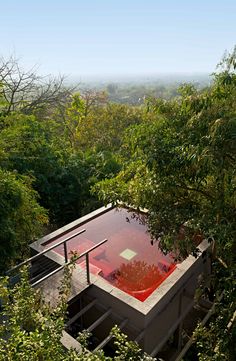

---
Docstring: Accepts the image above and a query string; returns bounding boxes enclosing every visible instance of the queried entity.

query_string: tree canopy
[0,57,141,270]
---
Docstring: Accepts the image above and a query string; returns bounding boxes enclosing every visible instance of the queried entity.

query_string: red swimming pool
[45,208,176,301]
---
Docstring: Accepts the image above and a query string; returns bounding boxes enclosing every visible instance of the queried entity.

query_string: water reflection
[111,260,162,292]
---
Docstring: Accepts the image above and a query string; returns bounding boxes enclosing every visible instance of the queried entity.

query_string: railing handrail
[31,238,108,287]
[6,229,86,275]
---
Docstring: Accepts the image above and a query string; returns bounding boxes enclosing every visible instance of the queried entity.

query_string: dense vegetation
[0,267,154,360]
[0,49,235,359]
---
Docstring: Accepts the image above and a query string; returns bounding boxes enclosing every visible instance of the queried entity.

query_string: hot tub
[42,207,176,301]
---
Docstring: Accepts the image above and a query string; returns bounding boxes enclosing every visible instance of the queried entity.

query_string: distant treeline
[75,73,211,105]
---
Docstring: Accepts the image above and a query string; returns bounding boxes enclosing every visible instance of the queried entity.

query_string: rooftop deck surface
[35,266,89,307]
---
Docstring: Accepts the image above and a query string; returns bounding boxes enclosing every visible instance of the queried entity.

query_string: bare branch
[0,56,74,116]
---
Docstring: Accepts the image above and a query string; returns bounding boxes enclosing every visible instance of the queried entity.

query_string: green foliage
[0,169,47,271]
[0,268,155,360]
[68,101,143,152]
[96,64,236,259]
[111,325,155,361]
[0,266,74,360]
[0,114,106,225]
[193,273,236,361]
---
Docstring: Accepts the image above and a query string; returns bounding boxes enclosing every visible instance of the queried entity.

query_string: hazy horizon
[64,72,211,90]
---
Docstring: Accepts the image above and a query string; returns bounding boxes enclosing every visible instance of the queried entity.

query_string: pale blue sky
[1,0,236,79]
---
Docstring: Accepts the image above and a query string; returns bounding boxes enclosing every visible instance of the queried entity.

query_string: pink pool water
[44,208,176,301]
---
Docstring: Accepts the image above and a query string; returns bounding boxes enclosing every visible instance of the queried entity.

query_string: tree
[0,56,72,117]
[0,113,104,226]
[0,169,48,272]
[95,49,236,358]
[71,102,144,152]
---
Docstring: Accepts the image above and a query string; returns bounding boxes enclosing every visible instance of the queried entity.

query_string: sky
[1,0,236,80]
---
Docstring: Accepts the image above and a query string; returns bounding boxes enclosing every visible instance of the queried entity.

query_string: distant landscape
[70,73,211,104]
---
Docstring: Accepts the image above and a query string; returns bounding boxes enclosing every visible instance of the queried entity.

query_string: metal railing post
[63,241,68,263]
[86,253,90,284]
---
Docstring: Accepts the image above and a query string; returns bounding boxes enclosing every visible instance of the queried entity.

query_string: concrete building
[29,204,212,359]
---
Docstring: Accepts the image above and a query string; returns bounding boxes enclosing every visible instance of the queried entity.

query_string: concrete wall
[86,283,146,331]
[86,239,211,355]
